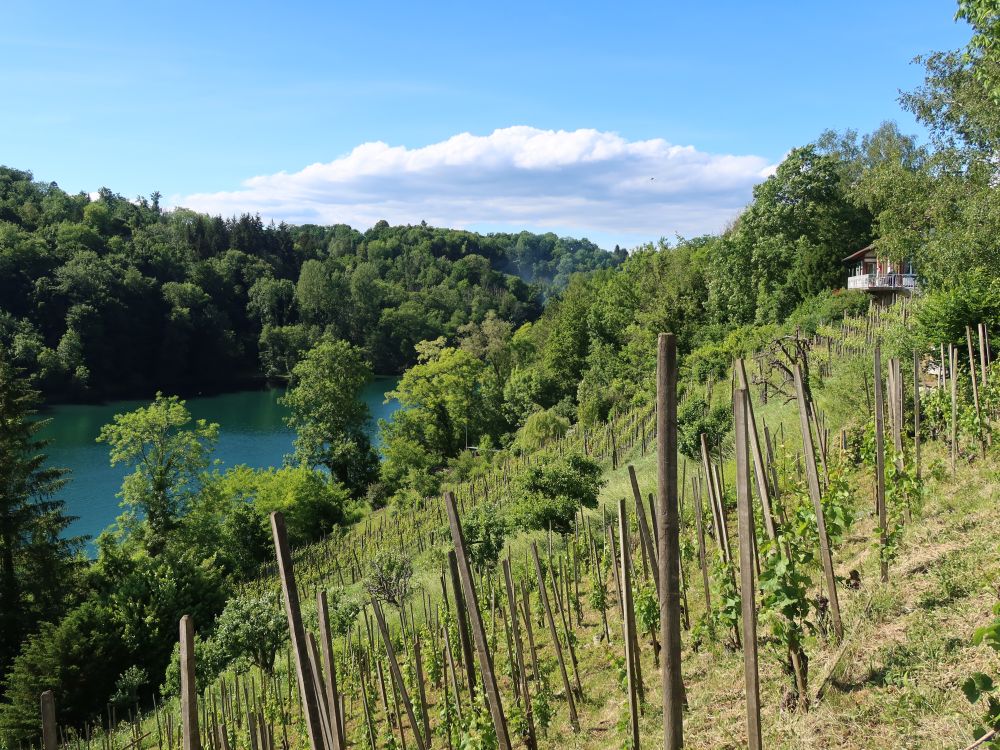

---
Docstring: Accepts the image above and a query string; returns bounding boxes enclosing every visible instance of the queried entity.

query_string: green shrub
[460,502,508,570]
[508,453,603,534]
[515,408,570,453]
[677,394,732,461]
[250,466,357,545]
[213,590,286,674]
[916,271,1000,346]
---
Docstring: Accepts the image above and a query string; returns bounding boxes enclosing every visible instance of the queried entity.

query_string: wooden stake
[736,358,778,542]
[412,635,432,747]
[734,389,762,750]
[657,333,684,750]
[891,358,904,470]
[618,498,641,750]
[447,550,477,702]
[180,615,201,750]
[270,512,326,750]
[629,464,660,597]
[520,581,540,681]
[792,365,843,641]
[873,346,888,584]
[530,542,580,731]
[444,492,512,749]
[693,477,712,619]
[912,351,921,481]
[305,633,337,750]
[979,323,989,388]
[371,600,426,750]
[967,327,987,457]
[317,592,344,750]
[950,344,958,475]
[503,559,536,750]
[41,691,57,750]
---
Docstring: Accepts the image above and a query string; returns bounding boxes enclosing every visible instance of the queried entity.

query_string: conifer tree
[0,348,80,687]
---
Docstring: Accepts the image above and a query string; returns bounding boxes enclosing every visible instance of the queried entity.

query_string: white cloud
[171,126,776,247]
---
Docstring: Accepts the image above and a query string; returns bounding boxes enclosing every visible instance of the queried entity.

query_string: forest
[2,0,1000,747]
[0,186,623,399]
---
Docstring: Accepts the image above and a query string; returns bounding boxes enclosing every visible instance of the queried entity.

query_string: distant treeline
[0,172,624,400]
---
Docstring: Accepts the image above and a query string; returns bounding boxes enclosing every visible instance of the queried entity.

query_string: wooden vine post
[912,351,921,481]
[692,477,712,619]
[618,498,641,750]
[271,512,326,750]
[889,358,904,470]
[967,326,987,457]
[629,464,660,596]
[371,599,427,750]
[734,388,763,750]
[40,690,57,750]
[657,333,685,750]
[413,635,432,746]
[792,365,843,641]
[444,492,513,750]
[530,542,581,730]
[502,558,537,750]
[700,434,731,564]
[736,358,778,542]
[447,549,477,701]
[873,346,888,583]
[180,615,201,750]
[950,344,959,475]
[306,632,337,750]
[317,591,345,750]
[978,322,989,388]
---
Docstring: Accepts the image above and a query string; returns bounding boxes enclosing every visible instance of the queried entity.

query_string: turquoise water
[38,378,400,542]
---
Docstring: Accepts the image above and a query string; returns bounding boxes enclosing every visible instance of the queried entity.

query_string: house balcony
[847,273,919,292]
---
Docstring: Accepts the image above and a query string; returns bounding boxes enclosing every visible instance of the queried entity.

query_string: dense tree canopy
[0,176,622,400]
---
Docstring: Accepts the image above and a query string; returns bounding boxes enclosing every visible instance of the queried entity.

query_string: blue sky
[2,1,972,248]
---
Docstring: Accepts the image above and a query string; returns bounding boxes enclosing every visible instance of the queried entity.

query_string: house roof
[842,243,875,263]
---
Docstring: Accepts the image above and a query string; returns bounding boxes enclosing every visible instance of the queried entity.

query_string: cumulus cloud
[172,126,776,246]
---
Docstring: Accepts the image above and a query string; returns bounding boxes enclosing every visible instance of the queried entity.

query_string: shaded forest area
[0,180,624,400]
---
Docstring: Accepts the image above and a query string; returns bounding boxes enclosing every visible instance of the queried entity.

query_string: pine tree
[0,348,81,687]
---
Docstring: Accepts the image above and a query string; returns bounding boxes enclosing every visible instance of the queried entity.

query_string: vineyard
[29,305,1000,750]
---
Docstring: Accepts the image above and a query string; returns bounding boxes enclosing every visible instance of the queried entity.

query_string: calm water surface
[39,377,400,542]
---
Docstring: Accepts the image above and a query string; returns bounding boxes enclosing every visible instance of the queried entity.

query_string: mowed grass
[541,435,1000,750]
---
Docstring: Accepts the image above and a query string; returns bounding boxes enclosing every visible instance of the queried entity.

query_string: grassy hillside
[52,305,1000,750]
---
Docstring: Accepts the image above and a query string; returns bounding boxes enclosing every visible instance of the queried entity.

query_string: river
[38,377,401,543]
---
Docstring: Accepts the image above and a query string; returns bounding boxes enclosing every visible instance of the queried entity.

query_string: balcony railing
[847,273,918,291]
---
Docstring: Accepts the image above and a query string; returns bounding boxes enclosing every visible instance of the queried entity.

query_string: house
[843,244,918,305]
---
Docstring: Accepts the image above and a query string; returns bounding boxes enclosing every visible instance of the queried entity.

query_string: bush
[365,481,390,510]
[251,466,357,546]
[677,394,732,461]
[461,502,508,570]
[508,453,603,534]
[322,588,362,637]
[380,433,442,500]
[916,271,1000,346]
[786,289,869,335]
[684,343,730,384]
[111,666,148,710]
[213,590,286,674]
[365,550,414,609]
[161,632,224,698]
[515,409,570,453]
